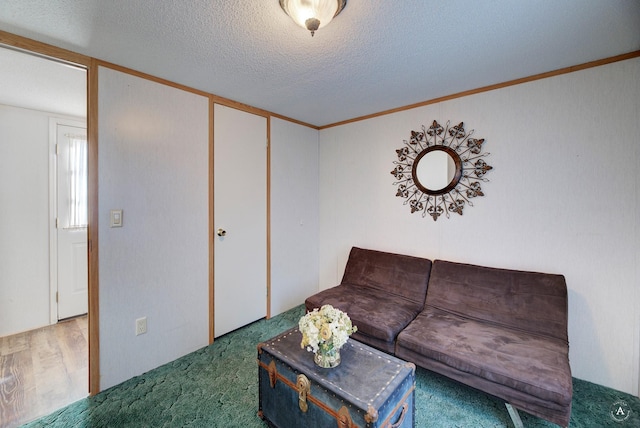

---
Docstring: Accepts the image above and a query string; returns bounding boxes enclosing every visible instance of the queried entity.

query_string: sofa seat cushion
[305,284,423,347]
[396,307,572,406]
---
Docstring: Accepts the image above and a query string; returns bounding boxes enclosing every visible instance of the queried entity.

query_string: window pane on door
[67,135,87,228]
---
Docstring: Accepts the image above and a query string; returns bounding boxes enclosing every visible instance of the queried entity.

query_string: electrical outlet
[136,317,147,336]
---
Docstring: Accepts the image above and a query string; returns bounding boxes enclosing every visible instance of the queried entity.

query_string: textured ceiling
[0,0,639,127]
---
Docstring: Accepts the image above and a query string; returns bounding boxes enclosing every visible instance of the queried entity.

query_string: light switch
[110,209,123,227]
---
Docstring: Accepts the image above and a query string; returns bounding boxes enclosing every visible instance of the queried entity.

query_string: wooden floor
[0,316,88,428]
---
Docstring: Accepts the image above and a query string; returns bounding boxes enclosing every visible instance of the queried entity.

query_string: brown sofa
[305,247,572,427]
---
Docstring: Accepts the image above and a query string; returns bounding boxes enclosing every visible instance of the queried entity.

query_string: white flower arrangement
[299,305,357,354]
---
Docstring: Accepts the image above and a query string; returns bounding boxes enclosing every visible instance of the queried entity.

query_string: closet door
[213,104,267,337]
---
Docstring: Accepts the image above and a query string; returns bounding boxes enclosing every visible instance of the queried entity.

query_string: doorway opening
[0,44,88,426]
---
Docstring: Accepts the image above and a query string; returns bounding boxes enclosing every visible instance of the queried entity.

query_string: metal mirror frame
[391,120,493,221]
[412,145,462,195]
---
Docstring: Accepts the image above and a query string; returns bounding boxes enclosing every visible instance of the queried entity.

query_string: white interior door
[56,122,88,320]
[214,104,267,337]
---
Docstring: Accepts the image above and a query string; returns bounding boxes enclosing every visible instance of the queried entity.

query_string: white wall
[318,58,640,395]
[270,118,319,316]
[0,105,85,337]
[0,104,51,336]
[98,67,210,390]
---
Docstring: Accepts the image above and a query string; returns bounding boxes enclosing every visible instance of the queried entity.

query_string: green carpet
[23,305,639,427]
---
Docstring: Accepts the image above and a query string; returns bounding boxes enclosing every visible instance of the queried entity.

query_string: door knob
[217,228,227,237]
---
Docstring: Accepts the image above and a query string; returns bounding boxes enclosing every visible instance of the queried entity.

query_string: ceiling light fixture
[280,0,347,37]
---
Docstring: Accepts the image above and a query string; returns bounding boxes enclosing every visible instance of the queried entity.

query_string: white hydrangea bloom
[299,304,357,355]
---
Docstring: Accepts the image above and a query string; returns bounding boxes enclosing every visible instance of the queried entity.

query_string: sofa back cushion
[341,247,432,308]
[426,260,568,342]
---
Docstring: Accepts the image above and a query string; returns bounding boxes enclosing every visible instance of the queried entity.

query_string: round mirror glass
[413,148,459,193]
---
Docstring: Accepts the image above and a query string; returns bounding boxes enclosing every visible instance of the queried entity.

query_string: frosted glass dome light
[279,0,347,36]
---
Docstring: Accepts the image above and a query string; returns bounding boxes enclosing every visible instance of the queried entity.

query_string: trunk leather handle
[385,402,409,428]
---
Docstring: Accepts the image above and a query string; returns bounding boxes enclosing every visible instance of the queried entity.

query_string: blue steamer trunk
[258,328,415,428]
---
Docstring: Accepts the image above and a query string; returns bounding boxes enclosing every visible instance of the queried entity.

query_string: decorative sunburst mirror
[391,120,492,221]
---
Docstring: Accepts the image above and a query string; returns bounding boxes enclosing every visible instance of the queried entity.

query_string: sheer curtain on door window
[67,134,88,228]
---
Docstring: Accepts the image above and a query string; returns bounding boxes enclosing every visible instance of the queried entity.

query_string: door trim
[209,97,214,343]
[266,116,272,320]
[87,58,100,395]
[48,118,58,325]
